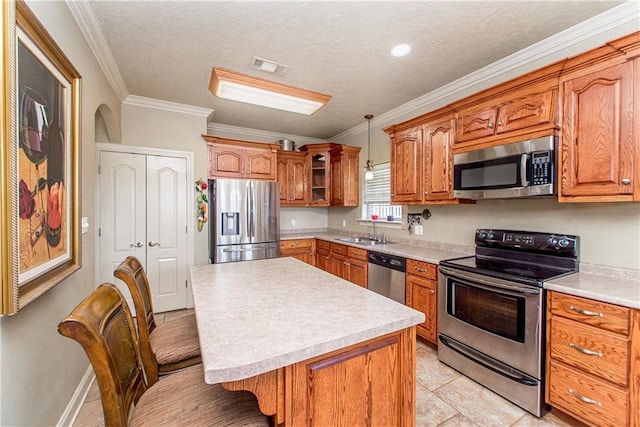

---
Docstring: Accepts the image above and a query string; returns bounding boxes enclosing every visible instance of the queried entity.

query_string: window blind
[364,163,391,204]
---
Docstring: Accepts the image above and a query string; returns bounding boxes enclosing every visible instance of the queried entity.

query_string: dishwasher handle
[368,251,406,272]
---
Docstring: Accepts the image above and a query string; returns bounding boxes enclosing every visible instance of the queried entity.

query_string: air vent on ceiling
[250,56,289,76]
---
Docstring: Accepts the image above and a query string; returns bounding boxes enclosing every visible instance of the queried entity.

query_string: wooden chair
[114,256,200,384]
[58,283,270,427]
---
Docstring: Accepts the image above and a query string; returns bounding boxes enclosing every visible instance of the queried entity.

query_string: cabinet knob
[497,120,503,126]
[621,178,631,184]
[487,122,493,129]
[429,290,435,295]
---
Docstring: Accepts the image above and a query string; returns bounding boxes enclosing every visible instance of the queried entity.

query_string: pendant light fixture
[364,114,374,181]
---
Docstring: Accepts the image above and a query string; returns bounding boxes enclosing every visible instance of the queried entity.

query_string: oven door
[437,265,544,378]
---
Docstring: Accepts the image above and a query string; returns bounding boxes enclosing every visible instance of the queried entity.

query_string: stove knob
[547,237,558,246]
[478,232,487,239]
[558,238,570,248]
[487,232,494,240]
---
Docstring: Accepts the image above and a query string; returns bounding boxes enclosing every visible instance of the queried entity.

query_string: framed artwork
[1,0,81,315]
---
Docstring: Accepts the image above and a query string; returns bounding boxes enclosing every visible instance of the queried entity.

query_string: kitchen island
[189,257,425,426]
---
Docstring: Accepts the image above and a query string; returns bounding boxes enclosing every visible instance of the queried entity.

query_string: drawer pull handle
[567,389,602,407]
[569,306,603,317]
[414,267,426,272]
[568,342,602,357]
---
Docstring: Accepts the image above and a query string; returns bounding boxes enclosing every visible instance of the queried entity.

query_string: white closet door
[99,150,188,312]
[146,155,188,312]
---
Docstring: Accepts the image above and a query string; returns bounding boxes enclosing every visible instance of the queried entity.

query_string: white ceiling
[80,1,628,140]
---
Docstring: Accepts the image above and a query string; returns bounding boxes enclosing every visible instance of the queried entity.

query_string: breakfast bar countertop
[189,257,425,384]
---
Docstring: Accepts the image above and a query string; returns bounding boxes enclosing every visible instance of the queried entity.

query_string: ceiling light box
[209,67,332,115]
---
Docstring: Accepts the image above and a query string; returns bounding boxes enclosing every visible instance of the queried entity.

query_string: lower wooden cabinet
[405,259,438,345]
[280,239,315,266]
[546,291,640,426]
[315,240,367,288]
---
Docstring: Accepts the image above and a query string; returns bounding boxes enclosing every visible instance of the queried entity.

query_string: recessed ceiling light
[391,44,411,57]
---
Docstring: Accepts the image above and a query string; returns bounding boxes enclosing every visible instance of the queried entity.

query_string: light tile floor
[73,310,572,426]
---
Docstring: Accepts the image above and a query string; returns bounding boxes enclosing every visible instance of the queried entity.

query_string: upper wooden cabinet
[388,126,423,203]
[455,89,556,146]
[385,112,472,205]
[203,135,279,180]
[329,144,361,207]
[558,32,640,203]
[299,144,332,206]
[277,150,309,206]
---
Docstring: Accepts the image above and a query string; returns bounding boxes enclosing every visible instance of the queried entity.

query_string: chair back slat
[58,284,147,427]
[114,256,160,384]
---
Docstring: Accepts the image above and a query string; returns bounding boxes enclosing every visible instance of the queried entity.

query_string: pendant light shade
[364,114,374,181]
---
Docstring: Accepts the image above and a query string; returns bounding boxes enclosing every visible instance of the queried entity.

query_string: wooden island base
[223,327,417,427]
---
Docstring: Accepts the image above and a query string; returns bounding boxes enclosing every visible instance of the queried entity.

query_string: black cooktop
[440,229,579,287]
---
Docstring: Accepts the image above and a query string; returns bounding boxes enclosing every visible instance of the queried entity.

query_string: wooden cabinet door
[316,250,330,272]
[342,148,360,207]
[280,239,315,266]
[455,106,498,143]
[331,252,349,280]
[277,152,309,206]
[245,147,276,180]
[560,61,636,201]
[423,117,455,201]
[348,258,367,288]
[496,90,555,135]
[390,126,423,203]
[406,274,437,344]
[208,144,245,178]
[329,152,344,205]
[304,147,331,206]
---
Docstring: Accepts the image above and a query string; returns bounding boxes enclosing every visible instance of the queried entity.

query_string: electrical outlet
[291,219,296,227]
[414,225,423,235]
[342,219,346,227]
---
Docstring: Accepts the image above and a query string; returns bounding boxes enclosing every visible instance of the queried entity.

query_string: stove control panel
[475,229,579,257]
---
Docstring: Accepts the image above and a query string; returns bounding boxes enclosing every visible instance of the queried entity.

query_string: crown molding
[123,95,214,119]
[208,123,325,146]
[331,0,639,142]
[65,0,129,101]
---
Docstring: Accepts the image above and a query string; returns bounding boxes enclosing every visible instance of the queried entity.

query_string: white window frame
[359,162,404,229]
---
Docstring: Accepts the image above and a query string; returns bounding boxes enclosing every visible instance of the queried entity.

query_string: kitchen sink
[336,237,384,246]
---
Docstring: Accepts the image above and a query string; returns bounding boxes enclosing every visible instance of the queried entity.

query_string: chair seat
[150,313,202,373]
[130,365,270,427]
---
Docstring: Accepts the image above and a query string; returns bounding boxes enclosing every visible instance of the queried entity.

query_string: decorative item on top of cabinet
[280,239,315,266]
[405,259,438,345]
[384,110,474,205]
[546,291,640,427]
[202,135,279,180]
[299,144,333,206]
[329,145,361,206]
[277,150,309,206]
[557,31,640,203]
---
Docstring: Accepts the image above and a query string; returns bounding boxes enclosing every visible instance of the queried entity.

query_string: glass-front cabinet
[300,143,333,206]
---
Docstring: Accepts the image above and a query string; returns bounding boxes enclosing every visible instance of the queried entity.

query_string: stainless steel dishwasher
[367,251,406,304]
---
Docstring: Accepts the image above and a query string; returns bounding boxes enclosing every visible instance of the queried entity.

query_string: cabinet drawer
[280,239,313,250]
[548,361,628,427]
[550,317,628,387]
[330,243,348,255]
[406,259,437,280]
[316,239,331,252]
[347,246,367,261]
[550,292,629,335]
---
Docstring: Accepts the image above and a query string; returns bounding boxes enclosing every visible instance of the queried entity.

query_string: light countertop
[545,272,640,309]
[282,231,640,309]
[189,257,425,384]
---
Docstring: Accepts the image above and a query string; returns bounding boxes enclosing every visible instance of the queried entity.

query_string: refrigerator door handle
[248,181,255,238]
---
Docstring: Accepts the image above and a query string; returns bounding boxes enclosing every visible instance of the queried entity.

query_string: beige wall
[0,1,121,425]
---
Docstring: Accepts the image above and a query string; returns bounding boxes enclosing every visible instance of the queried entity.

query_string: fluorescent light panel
[210,67,331,115]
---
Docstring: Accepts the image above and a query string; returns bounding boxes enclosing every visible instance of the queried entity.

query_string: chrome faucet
[368,219,377,241]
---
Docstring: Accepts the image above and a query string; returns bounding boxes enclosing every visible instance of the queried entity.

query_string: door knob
[130,242,143,248]
[148,241,160,247]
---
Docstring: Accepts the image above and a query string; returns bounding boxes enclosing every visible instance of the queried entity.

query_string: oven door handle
[439,335,538,386]
[438,266,540,294]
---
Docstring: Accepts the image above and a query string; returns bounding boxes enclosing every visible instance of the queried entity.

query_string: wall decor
[1,0,82,314]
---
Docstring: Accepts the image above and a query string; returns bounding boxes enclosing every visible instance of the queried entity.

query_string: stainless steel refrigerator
[209,179,280,263]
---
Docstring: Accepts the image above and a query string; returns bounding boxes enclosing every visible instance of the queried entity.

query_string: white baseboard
[57,367,96,427]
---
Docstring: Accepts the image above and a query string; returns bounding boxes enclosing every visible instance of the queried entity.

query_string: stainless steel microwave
[453,136,556,200]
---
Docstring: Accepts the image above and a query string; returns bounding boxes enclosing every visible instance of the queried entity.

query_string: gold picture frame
[1,0,81,315]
